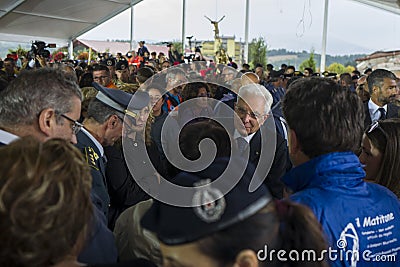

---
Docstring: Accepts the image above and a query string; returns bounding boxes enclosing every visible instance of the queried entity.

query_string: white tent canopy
[0,0,143,45]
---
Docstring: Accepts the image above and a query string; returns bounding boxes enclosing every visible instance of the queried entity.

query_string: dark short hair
[181,81,209,102]
[92,63,110,73]
[179,120,231,160]
[365,119,400,197]
[283,77,364,158]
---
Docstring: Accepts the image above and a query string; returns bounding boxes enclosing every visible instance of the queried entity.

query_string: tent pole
[69,40,74,60]
[320,0,329,73]
[182,0,186,55]
[130,5,135,51]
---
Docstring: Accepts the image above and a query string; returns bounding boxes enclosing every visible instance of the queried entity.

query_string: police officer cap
[324,72,337,78]
[100,57,116,67]
[141,157,272,245]
[92,82,149,115]
[116,60,129,71]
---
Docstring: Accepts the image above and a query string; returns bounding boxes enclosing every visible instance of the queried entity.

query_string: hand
[36,55,47,67]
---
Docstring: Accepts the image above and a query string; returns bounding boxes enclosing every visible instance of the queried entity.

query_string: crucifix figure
[204,15,225,39]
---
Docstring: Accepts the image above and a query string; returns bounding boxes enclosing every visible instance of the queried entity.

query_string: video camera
[27,41,56,60]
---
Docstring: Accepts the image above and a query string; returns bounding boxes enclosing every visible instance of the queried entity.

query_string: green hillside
[267,49,366,70]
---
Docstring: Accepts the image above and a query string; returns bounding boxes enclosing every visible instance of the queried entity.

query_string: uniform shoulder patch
[85,146,99,170]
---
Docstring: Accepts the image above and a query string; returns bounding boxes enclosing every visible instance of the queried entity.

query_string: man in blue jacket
[282,77,400,267]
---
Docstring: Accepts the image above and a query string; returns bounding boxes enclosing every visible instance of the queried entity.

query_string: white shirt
[0,129,19,145]
[81,127,104,157]
[368,99,387,123]
[233,129,256,143]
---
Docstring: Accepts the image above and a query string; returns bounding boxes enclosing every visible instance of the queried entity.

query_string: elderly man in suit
[233,83,291,199]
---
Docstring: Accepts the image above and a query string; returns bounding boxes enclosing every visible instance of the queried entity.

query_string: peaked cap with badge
[92,82,149,117]
[100,57,116,67]
[141,157,273,245]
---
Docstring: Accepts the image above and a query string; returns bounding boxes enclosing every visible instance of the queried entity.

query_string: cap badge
[192,179,226,223]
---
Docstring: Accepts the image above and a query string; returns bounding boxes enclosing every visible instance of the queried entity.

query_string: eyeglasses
[60,114,83,135]
[235,105,264,120]
[367,121,388,138]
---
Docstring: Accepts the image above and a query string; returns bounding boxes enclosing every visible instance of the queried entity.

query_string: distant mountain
[267,49,366,69]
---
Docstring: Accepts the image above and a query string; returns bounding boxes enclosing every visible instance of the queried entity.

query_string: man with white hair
[233,83,291,198]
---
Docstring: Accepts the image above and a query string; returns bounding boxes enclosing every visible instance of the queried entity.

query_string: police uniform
[76,83,149,217]
[76,128,110,215]
[141,157,272,245]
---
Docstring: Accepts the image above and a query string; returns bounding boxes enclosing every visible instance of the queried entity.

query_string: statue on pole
[204,15,228,64]
[204,15,225,39]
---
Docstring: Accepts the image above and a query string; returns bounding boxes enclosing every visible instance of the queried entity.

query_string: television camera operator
[26,41,56,69]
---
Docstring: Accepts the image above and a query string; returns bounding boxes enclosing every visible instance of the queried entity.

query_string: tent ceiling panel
[0,0,132,43]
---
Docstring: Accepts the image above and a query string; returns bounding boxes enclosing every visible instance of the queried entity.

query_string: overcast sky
[81,0,400,56]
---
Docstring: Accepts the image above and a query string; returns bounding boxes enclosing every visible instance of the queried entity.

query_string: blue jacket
[282,152,400,267]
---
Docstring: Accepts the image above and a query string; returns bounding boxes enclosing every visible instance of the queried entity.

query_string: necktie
[236,137,248,154]
[378,107,386,120]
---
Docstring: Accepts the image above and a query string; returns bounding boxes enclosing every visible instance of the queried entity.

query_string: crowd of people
[0,44,400,267]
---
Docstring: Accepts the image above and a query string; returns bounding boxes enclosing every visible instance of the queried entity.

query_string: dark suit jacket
[237,126,292,199]
[76,130,110,216]
[363,101,400,129]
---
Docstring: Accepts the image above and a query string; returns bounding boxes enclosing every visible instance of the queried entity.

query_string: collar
[233,129,256,143]
[282,152,365,192]
[368,99,387,114]
[0,129,19,145]
[81,127,104,157]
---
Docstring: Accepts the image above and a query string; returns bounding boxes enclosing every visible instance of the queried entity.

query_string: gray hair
[0,67,82,127]
[237,84,273,114]
[87,99,124,124]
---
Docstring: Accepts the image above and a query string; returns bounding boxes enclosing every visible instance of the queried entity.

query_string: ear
[372,85,379,93]
[107,115,120,129]
[232,250,258,267]
[38,108,56,137]
[260,114,269,125]
[288,128,301,155]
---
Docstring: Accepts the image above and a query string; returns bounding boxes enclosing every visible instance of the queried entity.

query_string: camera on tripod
[27,41,56,60]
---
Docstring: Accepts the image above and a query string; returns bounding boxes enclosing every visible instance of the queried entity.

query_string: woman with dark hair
[178,81,214,126]
[359,118,400,198]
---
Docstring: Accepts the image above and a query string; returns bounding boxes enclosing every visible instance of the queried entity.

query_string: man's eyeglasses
[60,114,83,135]
[367,121,388,138]
[235,105,264,120]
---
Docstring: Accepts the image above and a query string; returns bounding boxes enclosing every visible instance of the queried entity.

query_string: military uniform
[77,82,150,219]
